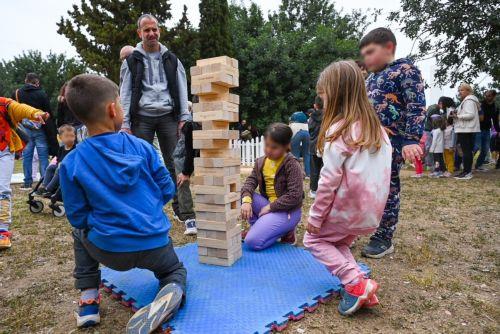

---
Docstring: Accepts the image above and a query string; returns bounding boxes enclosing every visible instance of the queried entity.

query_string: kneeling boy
[60,74,186,333]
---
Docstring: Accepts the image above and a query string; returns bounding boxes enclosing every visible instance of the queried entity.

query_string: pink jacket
[308,122,392,235]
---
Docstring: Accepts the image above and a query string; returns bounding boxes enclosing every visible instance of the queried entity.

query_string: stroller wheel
[29,201,44,213]
[52,205,66,217]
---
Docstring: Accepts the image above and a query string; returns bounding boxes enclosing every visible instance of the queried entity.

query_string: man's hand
[177,173,190,187]
[121,127,132,134]
[177,121,185,138]
[258,204,271,217]
[402,144,423,164]
[306,223,321,235]
[241,202,252,221]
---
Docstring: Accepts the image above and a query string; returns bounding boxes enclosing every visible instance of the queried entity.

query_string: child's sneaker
[338,278,378,316]
[410,173,423,178]
[443,171,452,178]
[126,282,183,334]
[35,186,46,196]
[308,190,316,199]
[184,219,197,235]
[280,229,297,245]
[0,231,12,250]
[75,294,101,328]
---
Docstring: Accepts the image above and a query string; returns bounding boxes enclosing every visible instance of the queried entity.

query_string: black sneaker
[454,172,472,180]
[361,236,394,259]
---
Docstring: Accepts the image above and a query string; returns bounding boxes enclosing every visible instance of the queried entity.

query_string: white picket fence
[232,135,265,166]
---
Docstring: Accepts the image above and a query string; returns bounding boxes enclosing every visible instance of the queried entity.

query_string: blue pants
[22,128,49,186]
[291,130,310,177]
[0,149,14,232]
[42,164,60,193]
[374,141,403,241]
[475,129,491,168]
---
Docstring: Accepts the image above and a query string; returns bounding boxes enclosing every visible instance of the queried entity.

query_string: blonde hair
[316,60,384,154]
[459,82,473,93]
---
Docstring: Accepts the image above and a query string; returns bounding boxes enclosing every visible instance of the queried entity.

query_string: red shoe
[364,294,379,308]
[280,229,297,245]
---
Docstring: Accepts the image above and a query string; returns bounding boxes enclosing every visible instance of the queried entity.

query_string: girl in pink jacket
[303,60,392,316]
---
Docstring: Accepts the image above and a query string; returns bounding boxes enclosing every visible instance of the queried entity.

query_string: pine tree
[57,0,172,83]
[198,0,232,58]
[167,5,200,79]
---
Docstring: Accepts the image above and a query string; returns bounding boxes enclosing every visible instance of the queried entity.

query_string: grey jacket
[454,95,480,133]
[120,42,189,129]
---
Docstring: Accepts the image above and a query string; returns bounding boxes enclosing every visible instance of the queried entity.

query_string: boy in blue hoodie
[360,28,426,258]
[59,74,186,334]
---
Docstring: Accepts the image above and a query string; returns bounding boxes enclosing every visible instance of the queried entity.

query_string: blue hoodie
[59,132,175,252]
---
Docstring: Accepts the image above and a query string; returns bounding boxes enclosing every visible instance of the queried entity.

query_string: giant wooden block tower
[191,56,242,266]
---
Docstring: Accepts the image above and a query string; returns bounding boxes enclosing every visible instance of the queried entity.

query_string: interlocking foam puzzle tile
[101,243,370,333]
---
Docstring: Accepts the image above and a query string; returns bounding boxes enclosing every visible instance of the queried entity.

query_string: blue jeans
[22,128,49,186]
[291,130,310,177]
[0,148,14,231]
[475,129,491,168]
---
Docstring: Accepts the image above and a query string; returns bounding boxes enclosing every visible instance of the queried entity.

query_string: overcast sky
[1,0,487,104]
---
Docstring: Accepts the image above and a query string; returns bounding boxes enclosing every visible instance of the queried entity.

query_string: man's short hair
[137,14,158,29]
[25,73,40,85]
[359,27,397,50]
[314,95,324,109]
[65,74,119,124]
[485,89,497,96]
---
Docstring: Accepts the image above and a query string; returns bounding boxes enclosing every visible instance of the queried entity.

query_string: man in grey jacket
[120,14,190,186]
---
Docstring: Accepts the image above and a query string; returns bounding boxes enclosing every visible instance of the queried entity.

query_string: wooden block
[193,101,238,114]
[199,93,239,105]
[195,192,240,205]
[193,182,239,195]
[191,71,238,88]
[191,63,239,78]
[196,56,238,69]
[195,166,240,177]
[196,209,239,222]
[193,130,239,140]
[198,224,241,239]
[192,174,239,186]
[196,219,238,231]
[200,148,240,159]
[191,83,229,96]
[195,200,240,214]
[193,110,238,123]
[194,157,240,167]
[193,139,231,150]
[200,121,230,130]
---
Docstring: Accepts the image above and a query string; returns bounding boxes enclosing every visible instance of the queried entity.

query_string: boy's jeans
[291,130,311,177]
[42,164,60,193]
[0,149,14,232]
[23,128,49,186]
[72,229,187,292]
[475,129,491,168]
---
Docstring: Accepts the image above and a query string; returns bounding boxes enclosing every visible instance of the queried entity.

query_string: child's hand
[241,203,252,221]
[306,223,321,235]
[402,144,423,164]
[258,204,271,217]
[34,112,49,124]
[177,173,190,187]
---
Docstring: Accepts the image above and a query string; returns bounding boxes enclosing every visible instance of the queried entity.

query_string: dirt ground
[0,166,499,334]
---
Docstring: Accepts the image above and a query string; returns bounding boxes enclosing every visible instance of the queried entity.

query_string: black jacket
[308,108,323,155]
[13,84,59,155]
[480,101,500,132]
[57,100,82,128]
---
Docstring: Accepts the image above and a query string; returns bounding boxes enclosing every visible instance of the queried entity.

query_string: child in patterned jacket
[360,27,426,258]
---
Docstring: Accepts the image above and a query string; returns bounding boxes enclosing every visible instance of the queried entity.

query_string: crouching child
[59,74,186,333]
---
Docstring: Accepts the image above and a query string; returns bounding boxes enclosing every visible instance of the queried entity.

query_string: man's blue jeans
[475,129,491,168]
[22,128,49,186]
[291,129,310,177]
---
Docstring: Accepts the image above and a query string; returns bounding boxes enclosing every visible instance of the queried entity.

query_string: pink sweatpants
[303,229,362,285]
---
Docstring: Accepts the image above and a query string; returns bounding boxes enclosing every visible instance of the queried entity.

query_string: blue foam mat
[102,243,370,333]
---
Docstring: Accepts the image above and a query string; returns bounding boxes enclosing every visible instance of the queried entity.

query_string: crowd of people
[0,13,498,334]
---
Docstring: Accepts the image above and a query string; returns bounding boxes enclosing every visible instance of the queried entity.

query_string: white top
[443,125,456,149]
[430,128,444,153]
[454,95,480,133]
[289,122,309,137]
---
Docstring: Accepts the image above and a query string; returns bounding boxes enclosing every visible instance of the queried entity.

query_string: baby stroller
[27,177,66,217]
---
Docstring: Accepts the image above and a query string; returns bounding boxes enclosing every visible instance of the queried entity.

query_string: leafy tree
[389,0,499,86]
[57,0,173,83]
[199,0,232,58]
[229,1,369,129]
[165,5,200,82]
[0,50,86,111]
